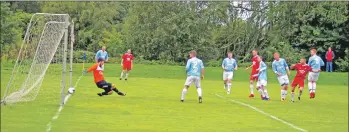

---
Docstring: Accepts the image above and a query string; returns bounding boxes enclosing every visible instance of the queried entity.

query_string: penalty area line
[215,94,308,132]
[46,74,84,132]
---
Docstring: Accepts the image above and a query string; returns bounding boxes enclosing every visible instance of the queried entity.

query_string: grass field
[1,63,348,132]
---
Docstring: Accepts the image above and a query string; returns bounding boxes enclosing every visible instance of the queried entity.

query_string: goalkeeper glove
[82,70,87,75]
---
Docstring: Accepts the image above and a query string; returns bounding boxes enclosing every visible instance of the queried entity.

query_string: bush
[74,50,96,63]
[205,60,221,67]
[335,48,349,72]
[107,57,121,64]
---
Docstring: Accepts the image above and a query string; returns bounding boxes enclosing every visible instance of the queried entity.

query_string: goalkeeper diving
[85,58,126,97]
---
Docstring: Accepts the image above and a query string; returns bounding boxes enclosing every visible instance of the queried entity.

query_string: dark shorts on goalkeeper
[96,80,112,91]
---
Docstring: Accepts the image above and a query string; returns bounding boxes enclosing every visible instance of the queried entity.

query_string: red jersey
[87,63,104,83]
[251,55,260,75]
[294,63,312,79]
[122,53,133,65]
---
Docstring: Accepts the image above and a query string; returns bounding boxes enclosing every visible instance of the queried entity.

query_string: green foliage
[1,2,31,59]
[335,48,349,72]
[1,1,348,71]
[73,50,95,63]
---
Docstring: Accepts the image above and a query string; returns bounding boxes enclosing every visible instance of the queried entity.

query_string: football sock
[112,88,119,93]
[250,84,254,94]
[125,73,129,79]
[298,90,303,97]
[181,88,187,100]
[281,90,287,99]
[263,89,269,98]
[313,82,316,93]
[260,86,266,97]
[308,82,313,92]
[291,92,295,101]
[224,83,227,89]
[257,88,264,97]
[102,92,109,95]
[197,88,202,97]
[227,83,232,92]
[120,72,124,79]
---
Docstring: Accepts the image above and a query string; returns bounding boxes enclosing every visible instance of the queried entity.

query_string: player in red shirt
[120,49,134,81]
[290,58,315,102]
[245,50,259,98]
[86,58,126,97]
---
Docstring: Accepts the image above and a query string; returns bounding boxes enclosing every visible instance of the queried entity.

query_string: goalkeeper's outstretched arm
[87,64,98,72]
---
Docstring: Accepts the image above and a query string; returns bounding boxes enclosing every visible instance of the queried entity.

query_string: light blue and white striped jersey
[95,50,108,61]
[272,58,289,76]
[222,58,237,72]
[308,55,325,71]
[258,61,267,81]
[186,57,204,77]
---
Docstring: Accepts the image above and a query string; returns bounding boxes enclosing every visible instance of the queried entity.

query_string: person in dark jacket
[325,47,335,72]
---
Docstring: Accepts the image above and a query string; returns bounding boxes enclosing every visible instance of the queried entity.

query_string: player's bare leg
[298,87,303,101]
[181,85,189,102]
[249,80,255,98]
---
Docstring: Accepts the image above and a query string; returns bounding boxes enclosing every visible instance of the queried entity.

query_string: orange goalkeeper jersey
[87,63,104,83]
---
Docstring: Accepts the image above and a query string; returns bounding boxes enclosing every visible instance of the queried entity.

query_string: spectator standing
[325,47,335,72]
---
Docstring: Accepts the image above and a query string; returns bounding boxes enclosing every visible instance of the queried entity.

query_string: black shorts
[96,80,112,92]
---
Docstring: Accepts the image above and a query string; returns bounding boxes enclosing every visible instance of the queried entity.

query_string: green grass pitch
[1,63,348,132]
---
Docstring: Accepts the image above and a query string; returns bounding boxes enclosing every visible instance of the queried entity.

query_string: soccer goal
[1,13,74,106]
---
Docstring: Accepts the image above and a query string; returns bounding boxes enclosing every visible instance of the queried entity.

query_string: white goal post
[1,13,75,106]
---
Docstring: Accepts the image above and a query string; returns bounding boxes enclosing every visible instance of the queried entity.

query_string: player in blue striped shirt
[272,52,291,101]
[95,46,108,63]
[181,50,205,103]
[255,56,270,100]
[308,48,324,99]
[221,51,238,94]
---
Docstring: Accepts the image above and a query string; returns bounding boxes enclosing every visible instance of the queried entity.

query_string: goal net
[1,13,74,105]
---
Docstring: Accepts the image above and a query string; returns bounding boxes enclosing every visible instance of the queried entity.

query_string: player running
[120,49,134,81]
[245,49,259,98]
[272,52,291,101]
[308,48,325,99]
[255,56,270,100]
[290,58,313,102]
[86,58,126,97]
[95,46,108,63]
[180,50,204,103]
[222,51,238,94]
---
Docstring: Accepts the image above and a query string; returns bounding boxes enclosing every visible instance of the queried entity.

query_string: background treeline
[1,1,348,71]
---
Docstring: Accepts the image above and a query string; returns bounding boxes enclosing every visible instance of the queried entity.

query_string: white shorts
[223,71,234,80]
[277,75,289,86]
[184,76,201,88]
[257,80,267,87]
[308,72,320,81]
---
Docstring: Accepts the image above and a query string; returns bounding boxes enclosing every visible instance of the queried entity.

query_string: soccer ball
[68,88,75,94]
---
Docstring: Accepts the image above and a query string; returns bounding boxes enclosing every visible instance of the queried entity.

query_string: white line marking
[215,94,308,132]
[46,74,84,132]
